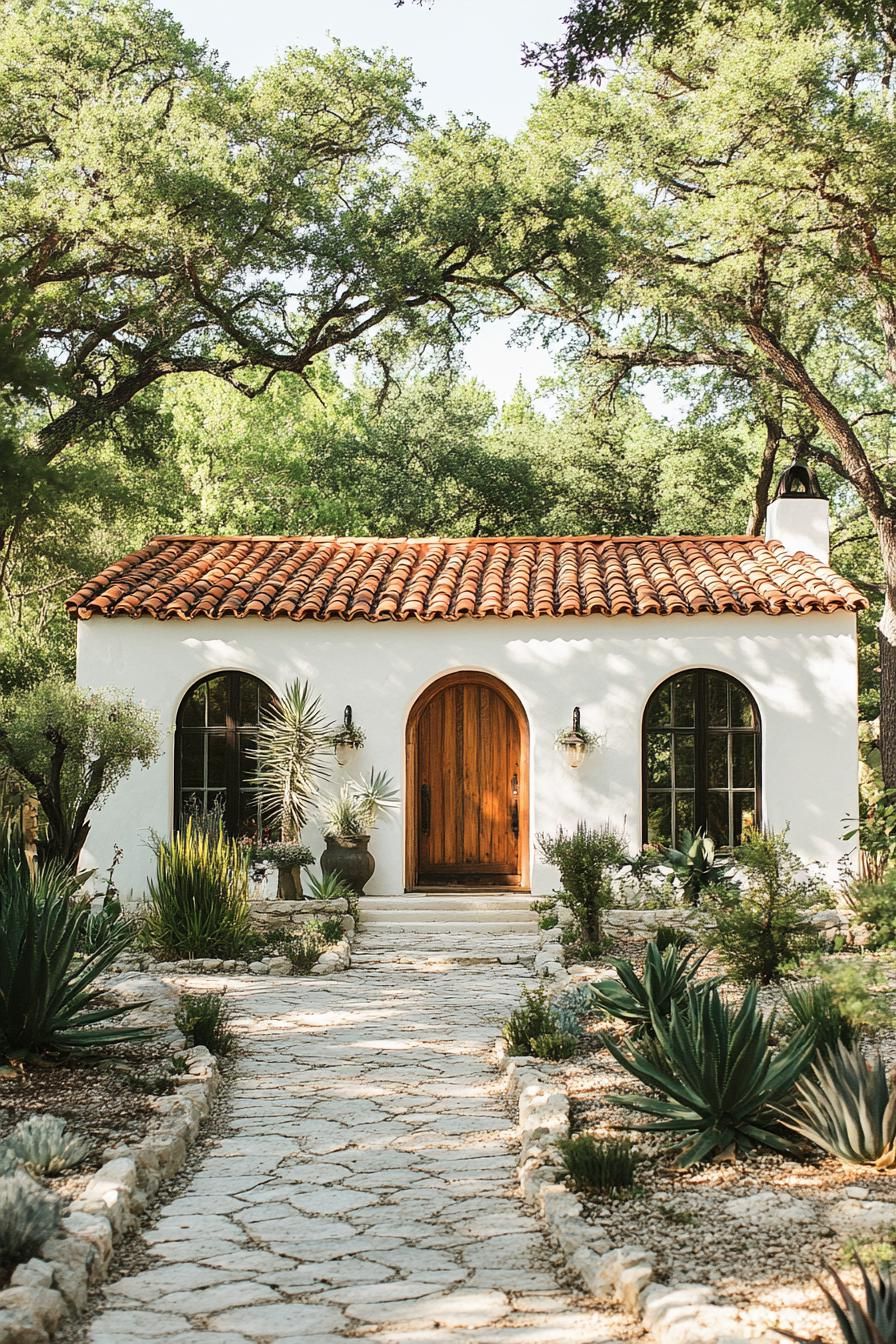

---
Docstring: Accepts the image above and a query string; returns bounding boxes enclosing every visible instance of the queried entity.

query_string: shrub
[605,984,815,1168]
[538,822,627,947]
[556,1135,635,1193]
[265,921,333,973]
[792,956,892,1037]
[144,820,251,959]
[709,830,820,983]
[653,925,694,952]
[0,679,158,871]
[663,830,731,906]
[784,1041,896,1169]
[589,942,717,1037]
[782,1262,896,1344]
[3,1114,92,1175]
[252,842,314,869]
[0,1169,61,1262]
[844,786,896,883]
[175,992,236,1056]
[846,870,896,949]
[502,986,556,1055]
[530,1030,580,1060]
[0,828,147,1056]
[319,915,346,943]
[782,982,857,1055]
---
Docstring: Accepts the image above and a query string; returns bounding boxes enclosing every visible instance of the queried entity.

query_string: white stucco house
[67,469,866,899]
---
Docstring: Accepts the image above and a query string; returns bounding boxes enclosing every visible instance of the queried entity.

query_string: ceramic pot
[320,835,374,895]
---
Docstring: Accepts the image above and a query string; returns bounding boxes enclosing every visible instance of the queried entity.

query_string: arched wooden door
[406,672,529,890]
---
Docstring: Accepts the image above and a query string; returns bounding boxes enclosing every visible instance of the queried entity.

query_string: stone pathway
[84,929,632,1344]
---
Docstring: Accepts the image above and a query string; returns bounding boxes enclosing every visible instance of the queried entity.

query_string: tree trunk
[747,414,781,535]
[877,516,896,791]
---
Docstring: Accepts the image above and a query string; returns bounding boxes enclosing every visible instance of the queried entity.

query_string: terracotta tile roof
[65,535,868,623]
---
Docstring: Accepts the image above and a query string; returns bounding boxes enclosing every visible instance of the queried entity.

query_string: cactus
[6,1113,92,1175]
[0,1169,61,1260]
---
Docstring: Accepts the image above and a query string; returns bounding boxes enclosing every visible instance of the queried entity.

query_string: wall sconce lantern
[332,705,366,766]
[555,706,599,769]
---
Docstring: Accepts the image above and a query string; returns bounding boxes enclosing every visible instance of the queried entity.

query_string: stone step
[358,920,537,934]
[359,896,537,925]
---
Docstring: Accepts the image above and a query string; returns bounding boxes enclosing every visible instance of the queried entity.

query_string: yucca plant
[320,769,399,839]
[588,941,718,1036]
[605,984,815,1168]
[250,679,333,841]
[783,1041,896,1169]
[783,982,857,1055]
[0,828,147,1056]
[556,1135,636,1193]
[144,820,251,959]
[781,1262,896,1344]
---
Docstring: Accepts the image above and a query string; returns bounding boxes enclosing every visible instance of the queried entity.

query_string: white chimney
[764,462,830,565]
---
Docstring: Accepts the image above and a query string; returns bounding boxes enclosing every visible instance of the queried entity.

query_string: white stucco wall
[75,610,860,900]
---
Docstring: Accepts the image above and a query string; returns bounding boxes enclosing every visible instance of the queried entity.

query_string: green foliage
[175,992,236,1056]
[252,842,315,869]
[2,1114,91,1175]
[0,827,146,1056]
[782,982,858,1055]
[251,681,333,844]
[799,958,893,1037]
[555,1134,635,1193]
[144,820,251,960]
[605,985,815,1168]
[846,871,896,949]
[502,986,556,1056]
[653,925,694,952]
[0,1169,61,1263]
[844,788,896,884]
[320,769,399,839]
[529,1030,580,1061]
[663,830,731,906]
[303,870,355,903]
[785,1042,896,1170]
[265,918,338,973]
[588,942,716,1037]
[0,680,158,871]
[709,831,820,983]
[538,822,627,946]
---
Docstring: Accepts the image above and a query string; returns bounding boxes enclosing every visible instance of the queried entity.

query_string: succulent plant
[530,1030,580,1061]
[782,981,857,1055]
[588,942,718,1036]
[5,1113,92,1175]
[781,1261,896,1344]
[555,1135,635,1193]
[0,1168,61,1261]
[783,1040,896,1169]
[663,829,731,905]
[604,984,815,1168]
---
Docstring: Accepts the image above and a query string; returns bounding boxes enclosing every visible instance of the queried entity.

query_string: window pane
[734,793,757,844]
[646,793,672,847]
[671,674,695,727]
[674,791,695,840]
[238,731,257,784]
[259,683,275,715]
[206,675,229,726]
[707,674,728,726]
[647,733,672,787]
[733,734,755,789]
[181,684,206,727]
[675,734,695,788]
[180,731,205,787]
[707,734,728,789]
[647,683,672,728]
[730,683,755,728]
[239,677,260,726]
[239,790,262,840]
[206,732,228,787]
[706,791,730,847]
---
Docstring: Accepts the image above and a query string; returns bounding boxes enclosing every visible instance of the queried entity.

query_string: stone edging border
[495,1036,753,1344]
[0,1042,220,1344]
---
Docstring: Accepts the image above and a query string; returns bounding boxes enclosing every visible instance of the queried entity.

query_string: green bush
[538,822,627,947]
[785,1041,896,1169]
[2,1114,91,1175]
[785,1262,896,1344]
[589,942,717,1037]
[0,1170,61,1263]
[502,986,555,1055]
[709,830,820,983]
[175,992,236,1056]
[530,1029,580,1060]
[556,1134,635,1193]
[0,828,147,1056]
[605,984,815,1168]
[144,820,251,959]
[846,870,896,949]
[319,915,346,943]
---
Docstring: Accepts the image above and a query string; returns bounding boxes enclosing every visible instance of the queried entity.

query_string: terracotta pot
[320,835,374,895]
[276,865,304,900]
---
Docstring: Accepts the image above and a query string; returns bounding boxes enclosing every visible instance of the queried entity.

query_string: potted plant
[252,841,315,899]
[330,706,366,767]
[319,769,399,894]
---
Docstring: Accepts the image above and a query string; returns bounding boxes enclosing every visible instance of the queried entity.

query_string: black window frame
[641,669,761,850]
[174,671,274,840]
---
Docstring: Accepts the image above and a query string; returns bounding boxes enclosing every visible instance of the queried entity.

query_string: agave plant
[588,941,718,1036]
[0,1169,61,1261]
[4,1114,92,1175]
[250,680,333,841]
[781,1262,896,1344]
[782,982,857,1056]
[0,828,146,1055]
[663,829,731,905]
[783,1041,896,1169]
[303,870,355,902]
[604,984,815,1168]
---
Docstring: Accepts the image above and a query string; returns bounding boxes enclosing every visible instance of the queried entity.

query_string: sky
[162,0,571,405]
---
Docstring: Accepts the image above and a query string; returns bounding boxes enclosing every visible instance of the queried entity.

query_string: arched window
[643,670,761,850]
[175,672,275,840]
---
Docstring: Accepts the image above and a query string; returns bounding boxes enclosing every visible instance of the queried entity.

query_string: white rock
[725,1190,815,1225]
[829,1197,896,1237]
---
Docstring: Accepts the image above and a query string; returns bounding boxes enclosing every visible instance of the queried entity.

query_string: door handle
[421,783,431,835]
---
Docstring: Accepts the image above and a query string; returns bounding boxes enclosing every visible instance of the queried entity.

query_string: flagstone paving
[85,929,633,1344]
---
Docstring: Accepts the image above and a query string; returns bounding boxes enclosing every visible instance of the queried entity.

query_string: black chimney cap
[773,461,826,501]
